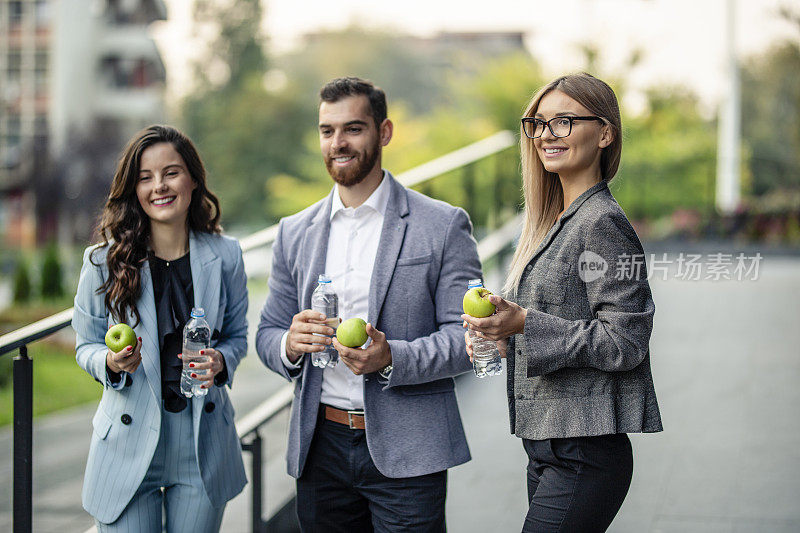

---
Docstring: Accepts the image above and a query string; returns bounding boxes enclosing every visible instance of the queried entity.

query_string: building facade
[0,0,167,248]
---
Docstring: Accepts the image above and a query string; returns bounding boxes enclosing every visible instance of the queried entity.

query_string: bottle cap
[190,307,205,318]
[318,274,331,283]
[467,279,483,289]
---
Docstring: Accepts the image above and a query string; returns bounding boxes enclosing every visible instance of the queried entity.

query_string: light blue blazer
[72,231,248,523]
[256,172,482,479]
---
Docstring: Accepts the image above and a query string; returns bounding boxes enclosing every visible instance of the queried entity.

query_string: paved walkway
[1,252,799,532]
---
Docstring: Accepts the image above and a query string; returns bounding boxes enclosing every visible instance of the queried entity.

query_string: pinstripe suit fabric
[73,231,248,527]
[96,407,224,532]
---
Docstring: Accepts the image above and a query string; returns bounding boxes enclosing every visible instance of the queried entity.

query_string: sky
[152,0,799,110]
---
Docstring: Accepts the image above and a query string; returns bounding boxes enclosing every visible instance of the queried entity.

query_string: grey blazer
[256,172,481,478]
[73,231,248,523]
[508,180,663,440]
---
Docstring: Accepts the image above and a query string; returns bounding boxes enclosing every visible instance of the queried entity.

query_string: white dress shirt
[280,172,391,410]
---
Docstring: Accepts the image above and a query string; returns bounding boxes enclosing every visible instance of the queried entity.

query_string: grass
[0,340,101,427]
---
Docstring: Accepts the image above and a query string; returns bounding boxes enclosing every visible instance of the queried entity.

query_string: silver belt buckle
[346,410,363,429]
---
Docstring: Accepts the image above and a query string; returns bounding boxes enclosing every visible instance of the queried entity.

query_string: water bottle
[467,279,503,378]
[181,307,211,397]
[310,274,339,368]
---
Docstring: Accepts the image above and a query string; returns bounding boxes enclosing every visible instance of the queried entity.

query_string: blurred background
[1,0,799,531]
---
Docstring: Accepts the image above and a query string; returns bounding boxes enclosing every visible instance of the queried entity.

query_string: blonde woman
[463,73,662,532]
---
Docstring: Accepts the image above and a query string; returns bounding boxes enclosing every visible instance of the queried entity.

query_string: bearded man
[256,77,482,532]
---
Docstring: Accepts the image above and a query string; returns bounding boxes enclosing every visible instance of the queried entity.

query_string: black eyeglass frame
[521,115,605,139]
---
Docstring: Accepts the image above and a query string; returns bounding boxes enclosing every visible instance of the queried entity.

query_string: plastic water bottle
[310,274,339,368]
[181,307,211,397]
[467,279,503,378]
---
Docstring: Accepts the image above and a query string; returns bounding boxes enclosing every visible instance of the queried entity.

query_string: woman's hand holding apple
[461,294,527,341]
[106,336,142,374]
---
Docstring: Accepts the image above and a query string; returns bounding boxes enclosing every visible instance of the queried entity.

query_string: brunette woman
[73,125,247,532]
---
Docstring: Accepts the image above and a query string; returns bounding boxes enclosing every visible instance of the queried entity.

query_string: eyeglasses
[521,116,605,139]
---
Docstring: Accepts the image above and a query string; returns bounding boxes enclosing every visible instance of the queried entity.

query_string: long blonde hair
[503,73,622,297]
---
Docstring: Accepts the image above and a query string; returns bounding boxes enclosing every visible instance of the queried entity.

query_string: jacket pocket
[396,253,433,267]
[92,409,113,440]
[534,257,571,305]
[398,378,455,395]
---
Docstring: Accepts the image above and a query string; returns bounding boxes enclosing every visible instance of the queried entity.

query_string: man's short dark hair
[319,77,387,128]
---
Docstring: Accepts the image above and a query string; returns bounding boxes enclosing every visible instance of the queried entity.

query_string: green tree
[741,41,800,195]
[613,87,718,220]
[40,243,64,299]
[13,258,32,303]
[182,0,316,227]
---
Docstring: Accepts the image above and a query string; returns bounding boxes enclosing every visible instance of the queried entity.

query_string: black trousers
[296,410,447,533]
[521,433,633,533]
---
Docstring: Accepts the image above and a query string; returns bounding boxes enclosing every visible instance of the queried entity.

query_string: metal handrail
[238,130,516,253]
[0,130,517,533]
[0,130,517,356]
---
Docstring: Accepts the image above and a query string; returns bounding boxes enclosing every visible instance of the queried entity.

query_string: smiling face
[319,95,387,187]
[533,90,612,181]
[135,142,196,228]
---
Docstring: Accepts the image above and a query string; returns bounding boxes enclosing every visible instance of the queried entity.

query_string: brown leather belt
[324,405,365,429]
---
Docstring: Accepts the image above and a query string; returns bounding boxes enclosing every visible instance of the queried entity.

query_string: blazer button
[120,414,132,425]
[204,402,215,413]
[517,349,522,355]
[517,394,524,400]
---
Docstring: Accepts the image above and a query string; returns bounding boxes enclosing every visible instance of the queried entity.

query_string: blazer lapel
[189,231,221,329]
[368,174,408,326]
[135,261,162,402]
[529,180,609,264]
[301,191,334,311]
[298,191,334,391]
[188,231,221,424]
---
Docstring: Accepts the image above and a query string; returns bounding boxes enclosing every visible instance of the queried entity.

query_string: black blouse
[150,252,194,413]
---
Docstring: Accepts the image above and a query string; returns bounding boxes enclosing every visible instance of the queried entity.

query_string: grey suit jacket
[508,180,663,440]
[256,172,481,478]
[72,231,248,523]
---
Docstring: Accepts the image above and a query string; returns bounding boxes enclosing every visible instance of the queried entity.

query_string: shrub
[40,243,64,299]
[12,258,32,303]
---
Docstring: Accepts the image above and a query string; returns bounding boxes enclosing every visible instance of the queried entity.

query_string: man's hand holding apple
[286,309,337,363]
[332,323,392,376]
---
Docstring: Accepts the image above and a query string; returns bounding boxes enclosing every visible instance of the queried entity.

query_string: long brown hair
[91,125,222,326]
[504,73,622,296]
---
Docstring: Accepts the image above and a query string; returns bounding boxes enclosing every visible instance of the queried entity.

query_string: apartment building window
[10,1,25,25]
[100,56,159,89]
[34,0,50,27]
[7,114,21,148]
[34,49,48,90]
[8,50,22,83]
[34,115,47,135]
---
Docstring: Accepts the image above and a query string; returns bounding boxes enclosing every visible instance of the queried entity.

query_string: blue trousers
[296,411,447,533]
[96,405,225,533]
[522,433,633,533]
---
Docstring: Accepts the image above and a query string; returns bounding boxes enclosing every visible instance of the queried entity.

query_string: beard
[324,140,380,187]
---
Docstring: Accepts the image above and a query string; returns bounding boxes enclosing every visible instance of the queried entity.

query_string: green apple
[337,318,368,348]
[105,323,137,353]
[462,287,496,318]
